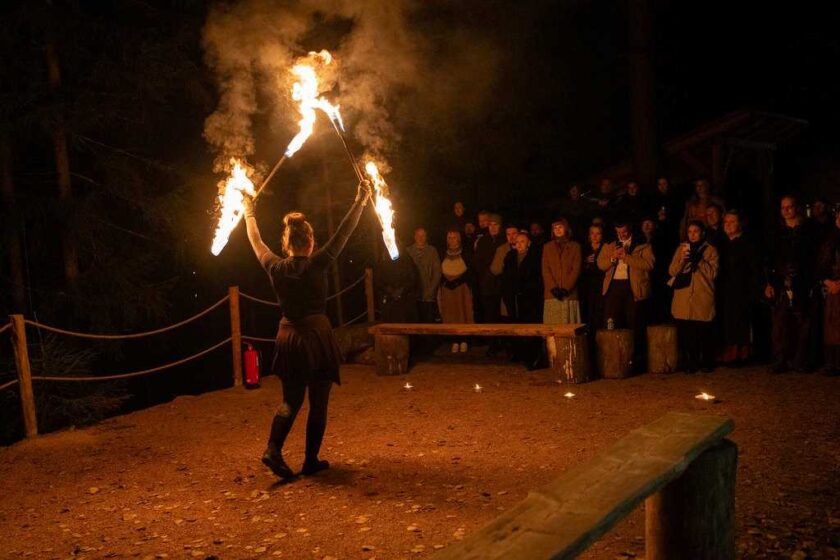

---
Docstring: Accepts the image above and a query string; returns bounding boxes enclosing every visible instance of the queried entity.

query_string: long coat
[541,238,582,300]
[668,243,719,322]
[719,234,759,345]
[502,247,543,323]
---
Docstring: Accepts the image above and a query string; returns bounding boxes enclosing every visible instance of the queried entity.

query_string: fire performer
[242,179,372,479]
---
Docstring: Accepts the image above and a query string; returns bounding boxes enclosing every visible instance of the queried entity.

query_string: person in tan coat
[597,221,655,370]
[542,219,582,364]
[668,220,719,372]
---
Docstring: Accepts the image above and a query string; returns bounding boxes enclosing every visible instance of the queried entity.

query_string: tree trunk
[44,40,79,290]
[0,136,26,313]
[552,334,592,383]
[627,0,658,185]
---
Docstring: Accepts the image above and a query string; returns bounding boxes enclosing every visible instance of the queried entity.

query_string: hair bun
[283,212,307,226]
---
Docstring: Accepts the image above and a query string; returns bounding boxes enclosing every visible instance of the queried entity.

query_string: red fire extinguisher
[243,343,261,389]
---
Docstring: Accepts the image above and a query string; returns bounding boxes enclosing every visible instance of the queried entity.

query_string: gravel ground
[0,355,838,560]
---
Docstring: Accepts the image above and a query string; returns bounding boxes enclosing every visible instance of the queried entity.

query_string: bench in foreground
[368,323,587,379]
[433,412,737,560]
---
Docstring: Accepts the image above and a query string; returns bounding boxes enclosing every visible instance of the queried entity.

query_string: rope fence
[0,379,19,392]
[30,337,232,382]
[23,295,230,340]
[4,268,375,438]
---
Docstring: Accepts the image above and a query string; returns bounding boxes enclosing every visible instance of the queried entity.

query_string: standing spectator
[652,177,682,240]
[406,227,441,324]
[438,229,475,353]
[641,217,671,323]
[557,184,592,241]
[580,223,606,354]
[592,178,617,227]
[503,231,545,368]
[719,210,760,365]
[705,203,726,247]
[474,213,507,326]
[529,221,548,248]
[668,221,719,373]
[616,180,648,226]
[462,221,477,260]
[809,198,833,245]
[818,211,840,376]
[681,179,725,239]
[477,211,490,236]
[451,201,467,231]
[495,224,521,319]
[375,241,419,323]
[597,221,655,370]
[765,196,817,373]
[542,218,582,364]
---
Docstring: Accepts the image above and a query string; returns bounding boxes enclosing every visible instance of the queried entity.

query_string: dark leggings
[677,319,714,370]
[268,377,332,461]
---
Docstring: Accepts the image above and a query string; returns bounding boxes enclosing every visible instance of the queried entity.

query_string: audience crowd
[375,177,840,376]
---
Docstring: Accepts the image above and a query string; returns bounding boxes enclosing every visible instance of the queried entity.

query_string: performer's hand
[356,179,373,203]
[242,193,256,219]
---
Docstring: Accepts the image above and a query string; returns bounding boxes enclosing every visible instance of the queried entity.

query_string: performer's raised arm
[311,180,372,265]
[242,196,276,269]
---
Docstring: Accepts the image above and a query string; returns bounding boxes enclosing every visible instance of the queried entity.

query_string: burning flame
[364,161,400,260]
[473,383,483,393]
[403,382,414,391]
[695,392,716,401]
[285,50,344,158]
[211,159,256,256]
[563,392,575,398]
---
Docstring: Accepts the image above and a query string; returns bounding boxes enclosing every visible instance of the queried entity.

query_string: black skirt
[273,314,342,384]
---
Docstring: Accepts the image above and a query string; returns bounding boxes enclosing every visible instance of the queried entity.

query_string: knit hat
[487,213,502,225]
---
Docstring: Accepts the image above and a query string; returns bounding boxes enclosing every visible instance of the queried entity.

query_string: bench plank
[433,413,733,560]
[369,323,586,337]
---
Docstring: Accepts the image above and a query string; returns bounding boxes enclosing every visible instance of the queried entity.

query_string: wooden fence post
[645,439,738,560]
[10,315,38,437]
[364,268,375,323]
[228,286,242,387]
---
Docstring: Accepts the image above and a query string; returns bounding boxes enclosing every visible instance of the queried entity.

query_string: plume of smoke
[202,0,500,175]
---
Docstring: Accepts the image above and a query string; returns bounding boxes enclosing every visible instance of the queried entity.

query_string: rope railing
[341,310,369,327]
[326,274,365,302]
[0,322,11,335]
[22,295,231,340]
[242,335,276,343]
[29,337,232,382]
[239,292,280,307]
[0,379,19,392]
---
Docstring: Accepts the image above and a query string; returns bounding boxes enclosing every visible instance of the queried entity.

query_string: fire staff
[242,179,372,479]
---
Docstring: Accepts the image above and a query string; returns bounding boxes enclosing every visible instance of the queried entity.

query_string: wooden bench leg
[552,334,591,383]
[645,439,738,560]
[374,334,409,376]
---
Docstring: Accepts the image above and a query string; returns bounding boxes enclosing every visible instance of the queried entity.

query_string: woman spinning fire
[242,179,372,479]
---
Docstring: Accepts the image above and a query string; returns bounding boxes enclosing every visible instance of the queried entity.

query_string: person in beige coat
[542,219,582,363]
[668,220,719,372]
[597,221,655,370]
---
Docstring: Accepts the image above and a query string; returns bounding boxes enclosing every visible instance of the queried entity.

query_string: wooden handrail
[433,412,736,560]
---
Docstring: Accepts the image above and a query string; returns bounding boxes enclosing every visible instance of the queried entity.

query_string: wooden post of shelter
[645,439,738,559]
[323,161,344,325]
[228,286,243,387]
[364,268,375,323]
[10,315,38,438]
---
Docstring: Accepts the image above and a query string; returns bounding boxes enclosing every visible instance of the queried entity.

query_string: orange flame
[211,159,256,256]
[364,161,399,260]
[285,50,343,157]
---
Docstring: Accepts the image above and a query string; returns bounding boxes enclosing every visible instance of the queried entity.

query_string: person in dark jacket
[502,231,545,368]
[243,180,371,480]
[375,241,420,323]
[705,203,727,248]
[580,223,606,357]
[616,180,648,227]
[473,213,507,324]
[641,217,671,324]
[719,210,760,365]
[765,196,818,373]
[817,211,840,376]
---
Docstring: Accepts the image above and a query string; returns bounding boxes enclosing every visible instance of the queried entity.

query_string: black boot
[301,421,330,476]
[261,413,295,479]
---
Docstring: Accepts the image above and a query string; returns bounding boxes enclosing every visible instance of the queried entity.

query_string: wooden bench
[433,412,737,560]
[368,323,588,381]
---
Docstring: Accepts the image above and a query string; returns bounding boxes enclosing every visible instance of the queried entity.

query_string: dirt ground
[1,353,838,560]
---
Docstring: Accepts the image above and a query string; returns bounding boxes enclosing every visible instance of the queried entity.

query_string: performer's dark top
[261,197,365,320]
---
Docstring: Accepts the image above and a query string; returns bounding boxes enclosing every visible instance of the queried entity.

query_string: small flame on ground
[211,159,256,256]
[364,161,400,260]
[285,50,343,158]
[695,392,716,401]
[564,392,575,398]
[473,383,483,393]
[403,382,414,391]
